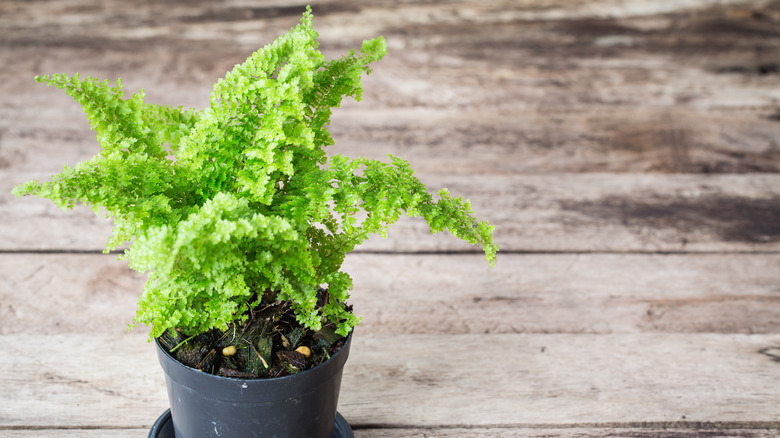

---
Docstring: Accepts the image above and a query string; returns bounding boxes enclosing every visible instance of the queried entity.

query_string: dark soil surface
[158,292,348,379]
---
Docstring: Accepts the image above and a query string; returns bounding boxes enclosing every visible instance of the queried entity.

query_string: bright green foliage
[13,7,497,340]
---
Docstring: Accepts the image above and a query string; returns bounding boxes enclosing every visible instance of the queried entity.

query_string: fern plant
[14,8,497,341]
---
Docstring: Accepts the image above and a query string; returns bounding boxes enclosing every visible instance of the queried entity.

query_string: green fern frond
[14,7,497,340]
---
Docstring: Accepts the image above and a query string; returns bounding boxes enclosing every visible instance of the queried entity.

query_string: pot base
[148,409,354,438]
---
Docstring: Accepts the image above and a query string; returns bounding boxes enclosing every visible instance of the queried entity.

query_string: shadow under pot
[151,333,353,438]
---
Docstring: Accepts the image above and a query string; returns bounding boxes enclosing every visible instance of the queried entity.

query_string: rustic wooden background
[1,0,779,436]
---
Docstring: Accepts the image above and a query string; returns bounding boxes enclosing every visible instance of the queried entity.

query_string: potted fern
[14,7,497,438]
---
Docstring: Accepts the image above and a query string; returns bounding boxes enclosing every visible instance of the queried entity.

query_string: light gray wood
[342,333,780,425]
[0,333,166,428]
[359,173,780,253]
[0,254,145,336]
[2,59,778,178]
[1,431,149,438]
[3,426,779,438]
[353,428,780,438]
[345,253,780,334]
[5,173,780,252]
[2,253,779,335]
[3,0,780,435]
[328,107,780,175]
[7,106,779,177]
[2,0,779,183]
[1,333,779,427]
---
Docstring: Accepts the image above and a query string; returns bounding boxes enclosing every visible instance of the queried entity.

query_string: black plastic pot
[153,334,353,438]
[149,409,354,438]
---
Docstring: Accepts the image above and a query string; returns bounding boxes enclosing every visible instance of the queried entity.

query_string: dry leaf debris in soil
[158,290,347,379]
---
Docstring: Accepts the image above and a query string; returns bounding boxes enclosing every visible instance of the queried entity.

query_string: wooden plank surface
[5,173,780,252]
[2,0,779,114]
[3,428,780,438]
[0,334,166,428]
[0,433,147,438]
[2,0,780,436]
[345,253,780,334]
[357,173,780,253]
[6,107,780,176]
[2,0,779,181]
[344,334,780,425]
[3,0,779,255]
[329,108,780,175]
[1,333,779,428]
[357,429,780,438]
[3,428,779,438]
[3,253,779,336]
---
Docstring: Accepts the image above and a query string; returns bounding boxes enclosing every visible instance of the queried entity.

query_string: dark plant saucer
[149,409,354,438]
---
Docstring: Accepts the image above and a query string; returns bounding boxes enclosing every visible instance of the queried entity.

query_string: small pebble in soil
[222,345,237,356]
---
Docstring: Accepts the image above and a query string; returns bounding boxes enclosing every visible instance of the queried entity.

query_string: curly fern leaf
[13,75,199,250]
[14,7,497,340]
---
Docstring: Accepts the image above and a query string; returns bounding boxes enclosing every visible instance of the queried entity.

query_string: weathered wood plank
[4,174,779,252]
[2,1,780,185]
[5,107,779,178]
[2,253,779,335]
[0,334,166,428]
[2,0,778,435]
[345,334,780,425]
[6,0,775,33]
[354,427,780,438]
[2,0,778,113]
[354,173,780,253]
[1,334,779,427]
[3,426,780,438]
[1,431,148,438]
[346,253,780,334]
[0,254,145,336]
[329,108,780,175]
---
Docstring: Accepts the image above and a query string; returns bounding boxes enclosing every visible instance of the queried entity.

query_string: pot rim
[155,329,353,386]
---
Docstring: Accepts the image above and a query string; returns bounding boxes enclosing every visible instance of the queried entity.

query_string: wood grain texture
[6,106,779,177]
[345,253,780,335]
[0,334,166,428]
[1,0,779,185]
[2,0,780,435]
[3,253,779,336]
[0,254,145,336]
[5,173,779,252]
[343,333,780,426]
[354,429,780,438]
[1,333,779,428]
[328,107,780,175]
[357,173,780,253]
[3,426,780,438]
[0,432,147,438]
